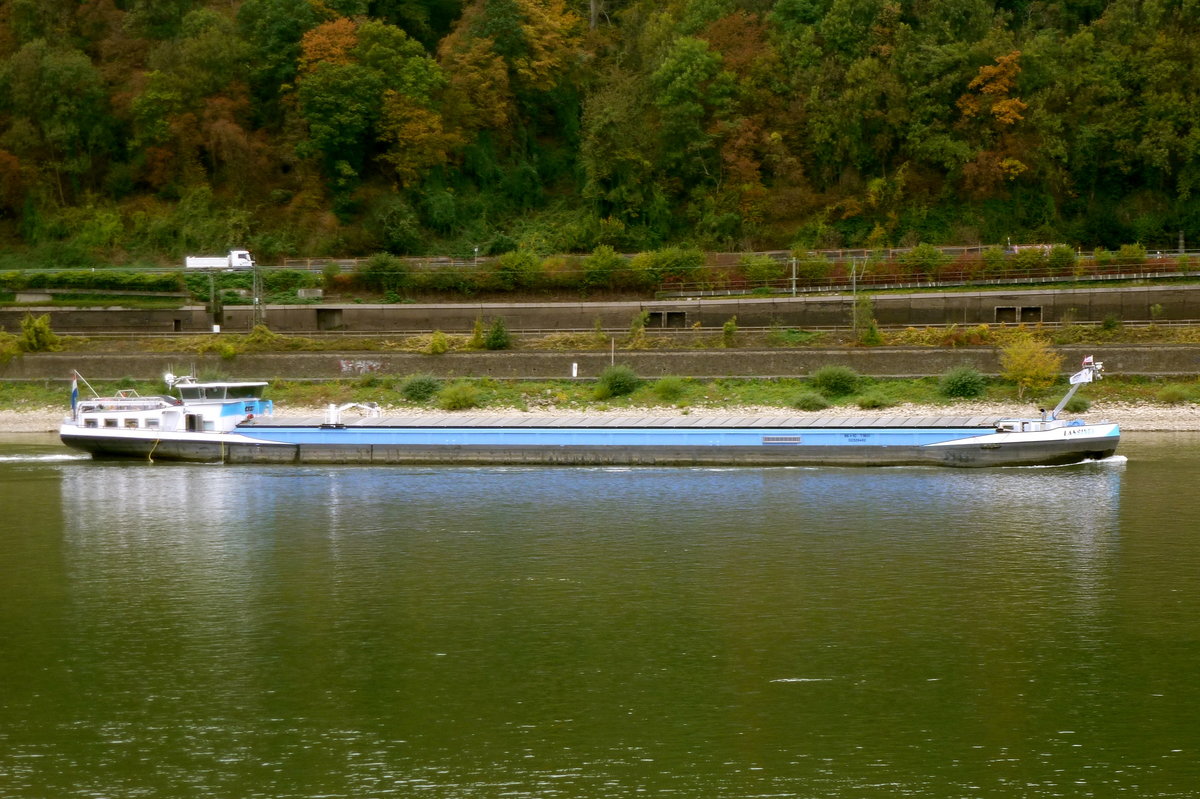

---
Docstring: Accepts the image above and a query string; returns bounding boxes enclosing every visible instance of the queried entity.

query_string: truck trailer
[185,250,255,270]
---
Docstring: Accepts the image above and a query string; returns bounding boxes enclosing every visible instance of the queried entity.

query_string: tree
[377,92,461,186]
[956,50,1030,196]
[0,40,112,200]
[295,18,448,189]
[296,62,384,179]
[651,36,735,180]
[236,0,321,114]
[1000,335,1062,399]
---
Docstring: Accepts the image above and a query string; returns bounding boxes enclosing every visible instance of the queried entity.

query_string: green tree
[297,62,384,181]
[0,40,111,200]
[236,0,321,115]
[651,36,735,183]
[483,317,511,349]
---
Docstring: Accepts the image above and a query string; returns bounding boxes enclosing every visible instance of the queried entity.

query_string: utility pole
[252,262,264,328]
[850,258,859,332]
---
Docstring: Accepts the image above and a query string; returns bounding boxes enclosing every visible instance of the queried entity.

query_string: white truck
[185,250,255,270]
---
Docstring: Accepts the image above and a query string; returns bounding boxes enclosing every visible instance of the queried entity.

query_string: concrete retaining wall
[6,345,1198,382]
[4,285,1200,334]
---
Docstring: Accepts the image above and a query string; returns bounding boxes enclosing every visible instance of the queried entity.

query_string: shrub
[468,317,485,349]
[722,316,738,347]
[741,254,784,284]
[853,294,876,337]
[427,330,449,355]
[1047,245,1076,274]
[437,381,481,410]
[858,320,883,346]
[1011,247,1046,273]
[401,374,441,403]
[790,390,830,411]
[594,365,641,399]
[652,376,688,402]
[809,365,860,397]
[856,391,892,409]
[627,310,649,349]
[582,245,625,289]
[1000,335,1063,399]
[795,255,834,283]
[1116,243,1147,265]
[1062,395,1091,414]
[629,247,704,286]
[322,262,342,290]
[19,314,61,352]
[0,332,19,363]
[491,249,542,290]
[483,318,511,350]
[939,366,988,399]
[981,246,1007,275]
[901,243,950,278]
[355,253,411,294]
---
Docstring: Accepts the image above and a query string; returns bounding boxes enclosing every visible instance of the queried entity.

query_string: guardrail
[55,319,1200,338]
[657,265,1200,298]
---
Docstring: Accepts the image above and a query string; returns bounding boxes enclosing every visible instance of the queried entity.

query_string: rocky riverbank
[7,401,1200,434]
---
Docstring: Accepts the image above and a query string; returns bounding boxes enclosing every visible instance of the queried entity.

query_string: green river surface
[1,432,1197,798]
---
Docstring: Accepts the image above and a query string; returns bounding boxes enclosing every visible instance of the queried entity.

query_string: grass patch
[855,391,892,409]
[651,376,689,402]
[1155,384,1195,404]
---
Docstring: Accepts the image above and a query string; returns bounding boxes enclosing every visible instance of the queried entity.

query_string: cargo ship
[59,360,1119,468]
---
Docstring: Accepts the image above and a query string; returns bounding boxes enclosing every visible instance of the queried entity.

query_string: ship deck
[241,413,1007,430]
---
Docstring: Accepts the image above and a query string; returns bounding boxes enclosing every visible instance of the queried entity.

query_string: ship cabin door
[185,413,204,432]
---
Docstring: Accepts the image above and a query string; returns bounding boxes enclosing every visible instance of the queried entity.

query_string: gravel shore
[7,401,1199,434]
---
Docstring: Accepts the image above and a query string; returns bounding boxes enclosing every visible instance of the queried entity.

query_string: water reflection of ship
[59,457,1125,567]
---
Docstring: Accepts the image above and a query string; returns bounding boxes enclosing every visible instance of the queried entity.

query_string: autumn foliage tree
[0,0,1198,263]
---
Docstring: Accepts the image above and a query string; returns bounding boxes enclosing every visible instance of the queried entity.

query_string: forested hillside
[1,0,1197,266]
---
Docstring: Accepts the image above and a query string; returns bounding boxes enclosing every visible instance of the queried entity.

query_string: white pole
[851,258,858,331]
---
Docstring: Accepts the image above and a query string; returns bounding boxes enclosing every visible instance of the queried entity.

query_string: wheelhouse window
[226,385,264,399]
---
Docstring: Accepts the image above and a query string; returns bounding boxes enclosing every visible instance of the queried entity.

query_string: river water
[1,433,1198,798]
